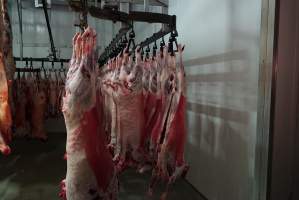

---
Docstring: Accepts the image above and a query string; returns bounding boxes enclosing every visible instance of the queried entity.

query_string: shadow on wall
[185,49,255,199]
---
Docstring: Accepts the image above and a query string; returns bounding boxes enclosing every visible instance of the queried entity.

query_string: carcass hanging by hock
[60,27,118,200]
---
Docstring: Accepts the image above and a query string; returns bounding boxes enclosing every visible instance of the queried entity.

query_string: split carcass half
[0,0,12,155]
[61,28,118,200]
[0,51,12,155]
[149,45,189,199]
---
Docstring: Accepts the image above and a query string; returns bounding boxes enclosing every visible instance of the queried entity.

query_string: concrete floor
[0,133,203,200]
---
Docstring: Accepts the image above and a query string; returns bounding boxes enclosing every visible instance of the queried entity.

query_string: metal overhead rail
[97,14,175,64]
[95,11,175,65]
[98,25,175,65]
[14,57,70,63]
[68,1,172,25]
[16,68,41,73]
[128,11,175,27]
[87,6,175,26]
[137,27,171,50]
[89,6,130,23]
[42,0,57,59]
[66,0,174,65]
[98,26,131,64]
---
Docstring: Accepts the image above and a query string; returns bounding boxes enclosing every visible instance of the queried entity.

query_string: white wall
[168,0,262,200]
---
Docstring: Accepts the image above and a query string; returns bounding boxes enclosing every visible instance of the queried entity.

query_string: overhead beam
[128,11,175,26]
[85,6,175,26]
[42,0,56,59]
[89,6,129,23]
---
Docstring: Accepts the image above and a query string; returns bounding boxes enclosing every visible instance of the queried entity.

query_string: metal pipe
[16,0,23,61]
[14,57,69,63]
[41,0,56,59]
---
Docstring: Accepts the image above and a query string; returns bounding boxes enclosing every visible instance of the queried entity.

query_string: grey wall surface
[168,0,262,200]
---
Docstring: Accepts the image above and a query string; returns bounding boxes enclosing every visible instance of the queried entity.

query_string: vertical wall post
[255,0,277,199]
[119,1,130,28]
[144,0,149,12]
